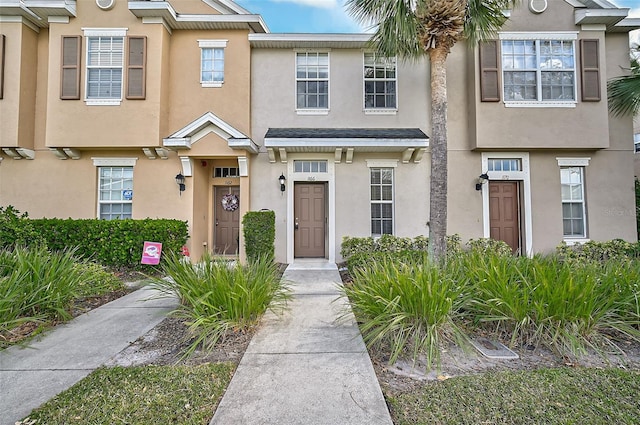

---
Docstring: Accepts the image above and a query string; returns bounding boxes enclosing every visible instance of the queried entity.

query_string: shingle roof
[264,128,428,139]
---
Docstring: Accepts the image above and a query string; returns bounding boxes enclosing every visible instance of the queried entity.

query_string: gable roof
[163,112,258,154]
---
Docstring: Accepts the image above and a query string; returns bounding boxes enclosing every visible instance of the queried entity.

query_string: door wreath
[221,193,239,212]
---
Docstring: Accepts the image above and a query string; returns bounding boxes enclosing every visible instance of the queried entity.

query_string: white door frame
[481,152,533,256]
[286,154,336,264]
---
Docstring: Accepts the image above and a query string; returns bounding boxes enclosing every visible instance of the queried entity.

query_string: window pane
[363,52,397,109]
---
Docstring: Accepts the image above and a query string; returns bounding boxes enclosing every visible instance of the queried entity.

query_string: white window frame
[499,32,578,108]
[481,152,533,256]
[83,28,127,106]
[198,39,227,88]
[634,133,640,153]
[367,160,397,237]
[295,51,329,114]
[363,52,398,113]
[557,157,590,242]
[93,157,137,220]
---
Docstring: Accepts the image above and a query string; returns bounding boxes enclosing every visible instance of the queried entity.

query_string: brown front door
[214,186,240,255]
[489,181,521,254]
[294,183,326,258]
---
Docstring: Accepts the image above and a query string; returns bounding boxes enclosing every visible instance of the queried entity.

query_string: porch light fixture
[475,173,489,191]
[278,174,286,192]
[175,173,186,195]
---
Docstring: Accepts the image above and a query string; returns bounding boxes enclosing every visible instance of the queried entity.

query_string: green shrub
[29,218,188,268]
[0,206,45,249]
[342,259,469,370]
[466,238,512,256]
[556,239,640,264]
[243,210,275,263]
[341,234,462,260]
[0,246,123,338]
[150,251,289,357]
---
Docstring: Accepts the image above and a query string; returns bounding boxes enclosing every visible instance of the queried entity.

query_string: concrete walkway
[0,286,178,425]
[210,260,393,425]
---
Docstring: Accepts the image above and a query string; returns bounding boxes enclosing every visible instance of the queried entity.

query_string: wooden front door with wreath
[214,186,240,255]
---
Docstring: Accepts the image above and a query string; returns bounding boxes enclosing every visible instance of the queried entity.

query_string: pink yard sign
[141,241,163,265]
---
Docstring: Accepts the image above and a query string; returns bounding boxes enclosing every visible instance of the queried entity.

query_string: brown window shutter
[580,39,600,102]
[126,36,146,100]
[479,40,500,102]
[60,36,81,100]
[0,35,5,99]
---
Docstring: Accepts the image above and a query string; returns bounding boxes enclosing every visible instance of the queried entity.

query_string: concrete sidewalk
[0,285,178,425]
[210,261,393,425]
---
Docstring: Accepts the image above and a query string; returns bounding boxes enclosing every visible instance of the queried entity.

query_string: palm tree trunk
[428,46,449,261]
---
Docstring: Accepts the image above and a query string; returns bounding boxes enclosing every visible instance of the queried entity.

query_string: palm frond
[607,53,640,117]
[465,0,517,45]
[347,0,422,58]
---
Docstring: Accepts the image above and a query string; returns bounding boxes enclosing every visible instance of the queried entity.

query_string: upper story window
[500,33,577,106]
[296,52,329,111]
[364,52,397,110]
[87,36,124,100]
[83,28,127,105]
[634,133,640,153]
[199,40,227,88]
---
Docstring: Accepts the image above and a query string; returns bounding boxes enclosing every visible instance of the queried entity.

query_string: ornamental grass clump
[0,246,119,337]
[465,253,640,358]
[342,258,469,370]
[151,252,289,357]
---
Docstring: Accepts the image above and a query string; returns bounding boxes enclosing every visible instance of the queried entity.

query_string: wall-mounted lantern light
[475,173,489,191]
[279,174,286,192]
[175,173,186,195]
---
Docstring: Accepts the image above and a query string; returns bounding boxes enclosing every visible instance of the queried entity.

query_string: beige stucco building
[0,0,638,264]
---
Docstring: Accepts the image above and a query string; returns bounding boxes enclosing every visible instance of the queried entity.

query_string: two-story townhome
[0,0,267,260]
[0,0,638,264]
[248,0,639,263]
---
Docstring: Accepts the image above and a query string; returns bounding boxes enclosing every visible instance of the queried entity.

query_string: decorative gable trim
[163,112,258,153]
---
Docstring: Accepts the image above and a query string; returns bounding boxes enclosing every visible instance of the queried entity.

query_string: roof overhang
[128,1,268,33]
[264,128,429,164]
[163,111,258,154]
[0,0,76,29]
[249,33,371,49]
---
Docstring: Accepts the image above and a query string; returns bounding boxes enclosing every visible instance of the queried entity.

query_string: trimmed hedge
[243,210,275,263]
[0,207,189,269]
[0,206,45,248]
[28,218,188,268]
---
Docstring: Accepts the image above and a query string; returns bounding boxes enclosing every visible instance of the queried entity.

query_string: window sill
[563,238,590,246]
[201,82,223,88]
[504,101,576,108]
[85,99,122,106]
[364,109,398,115]
[296,109,329,116]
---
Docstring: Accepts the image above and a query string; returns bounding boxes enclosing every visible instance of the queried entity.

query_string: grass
[0,246,125,342]
[343,250,640,368]
[343,258,468,370]
[387,367,640,425]
[22,363,235,425]
[150,252,290,356]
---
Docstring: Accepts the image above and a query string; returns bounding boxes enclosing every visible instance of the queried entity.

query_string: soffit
[0,0,76,28]
[128,1,268,33]
[249,33,371,49]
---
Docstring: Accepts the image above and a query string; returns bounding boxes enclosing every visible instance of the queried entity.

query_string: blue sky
[236,0,639,43]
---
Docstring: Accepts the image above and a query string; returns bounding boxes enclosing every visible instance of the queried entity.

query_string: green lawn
[387,367,640,425]
[23,363,235,425]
